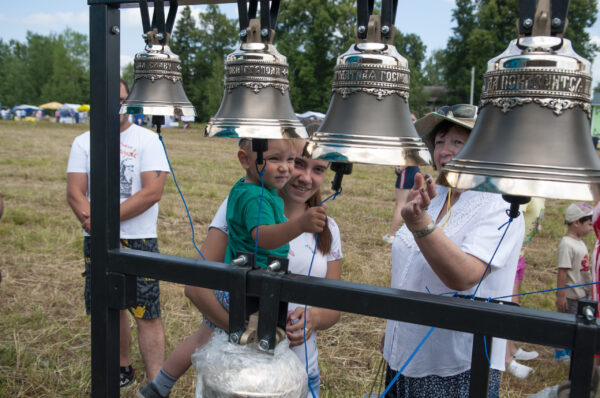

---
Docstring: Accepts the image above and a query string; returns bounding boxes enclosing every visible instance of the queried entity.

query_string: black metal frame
[88,1,599,397]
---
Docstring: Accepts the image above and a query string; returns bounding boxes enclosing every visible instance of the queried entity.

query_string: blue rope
[304,231,318,398]
[379,327,436,398]
[467,215,512,365]
[158,135,205,260]
[302,189,340,398]
[320,191,340,205]
[492,280,600,301]
[253,167,266,268]
[471,217,513,298]
[483,336,491,363]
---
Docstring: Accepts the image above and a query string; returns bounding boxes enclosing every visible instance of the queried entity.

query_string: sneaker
[120,367,136,388]
[382,234,395,244]
[513,347,539,361]
[508,359,533,379]
[137,382,169,398]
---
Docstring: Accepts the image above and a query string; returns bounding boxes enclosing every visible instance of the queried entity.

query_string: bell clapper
[330,162,353,193]
[502,195,531,219]
[151,115,165,135]
[251,138,268,171]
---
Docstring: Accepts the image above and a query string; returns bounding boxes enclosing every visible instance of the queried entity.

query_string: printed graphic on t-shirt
[581,253,590,272]
[330,249,342,260]
[120,158,134,198]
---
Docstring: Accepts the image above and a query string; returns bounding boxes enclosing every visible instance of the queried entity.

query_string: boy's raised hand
[300,205,327,233]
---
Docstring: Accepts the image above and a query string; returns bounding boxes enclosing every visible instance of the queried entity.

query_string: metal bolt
[111,26,120,35]
[155,33,165,41]
[239,30,247,38]
[522,18,533,28]
[229,332,240,344]
[552,18,562,27]
[381,25,390,35]
[357,25,366,35]
[261,28,269,37]
[582,305,595,322]
[258,338,270,351]
[268,260,281,272]
[231,254,249,267]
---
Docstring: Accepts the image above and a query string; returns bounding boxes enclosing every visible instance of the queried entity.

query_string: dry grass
[0,120,595,397]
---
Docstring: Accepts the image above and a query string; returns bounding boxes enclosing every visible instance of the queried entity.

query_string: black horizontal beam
[110,249,599,352]
[109,248,240,291]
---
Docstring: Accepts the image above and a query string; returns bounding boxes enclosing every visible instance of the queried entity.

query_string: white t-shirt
[66,124,170,239]
[383,186,524,377]
[210,198,343,375]
[557,236,591,300]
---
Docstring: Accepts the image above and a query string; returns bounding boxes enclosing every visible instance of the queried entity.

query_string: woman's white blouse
[383,186,524,377]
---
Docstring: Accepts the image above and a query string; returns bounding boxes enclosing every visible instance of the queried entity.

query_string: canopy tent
[12,104,43,117]
[12,104,41,111]
[39,102,63,110]
[77,104,90,112]
[58,103,84,123]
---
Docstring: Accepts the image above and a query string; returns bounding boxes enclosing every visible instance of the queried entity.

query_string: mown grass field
[0,120,595,397]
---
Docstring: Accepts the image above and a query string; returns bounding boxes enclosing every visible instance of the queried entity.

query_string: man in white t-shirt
[66,79,170,387]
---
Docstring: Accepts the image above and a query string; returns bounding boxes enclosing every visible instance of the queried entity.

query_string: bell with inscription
[205,0,306,139]
[304,0,431,166]
[120,0,195,118]
[438,0,600,201]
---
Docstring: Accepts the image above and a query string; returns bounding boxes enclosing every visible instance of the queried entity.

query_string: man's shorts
[83,237,161,319]
[395,166,420,190]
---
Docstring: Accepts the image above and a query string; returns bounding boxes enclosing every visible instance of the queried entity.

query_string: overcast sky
[1,1,600,87]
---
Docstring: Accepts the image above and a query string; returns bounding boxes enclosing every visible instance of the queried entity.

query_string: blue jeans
[307,369,320,398]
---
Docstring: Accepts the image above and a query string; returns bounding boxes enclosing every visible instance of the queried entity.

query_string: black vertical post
[569,299,597,397]
[89,4,121,397]
[469,334,492,398]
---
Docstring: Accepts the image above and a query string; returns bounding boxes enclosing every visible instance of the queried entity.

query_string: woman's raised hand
[401,173,436,232]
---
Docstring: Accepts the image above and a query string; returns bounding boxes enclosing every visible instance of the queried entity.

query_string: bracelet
[412,222,436,238]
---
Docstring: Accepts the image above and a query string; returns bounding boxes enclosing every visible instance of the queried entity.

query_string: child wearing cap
[555,202,594,362]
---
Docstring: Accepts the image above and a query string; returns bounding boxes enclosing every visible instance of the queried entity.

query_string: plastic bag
[192,330,308,397]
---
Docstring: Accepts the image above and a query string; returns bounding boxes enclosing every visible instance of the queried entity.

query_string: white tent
[58,103,82,124]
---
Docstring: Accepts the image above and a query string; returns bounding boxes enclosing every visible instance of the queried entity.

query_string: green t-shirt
[225,177,289,268]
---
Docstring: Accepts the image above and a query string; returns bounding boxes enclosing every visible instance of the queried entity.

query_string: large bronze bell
[438,0,600,201]
[304,6,431,166]
[120,0,195,118]
[204,17,307,139]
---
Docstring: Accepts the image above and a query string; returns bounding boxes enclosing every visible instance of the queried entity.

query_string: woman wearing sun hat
[382,104,525,398]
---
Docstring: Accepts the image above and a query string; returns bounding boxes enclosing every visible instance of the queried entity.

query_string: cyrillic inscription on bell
[438,2,600,201]
[205,18,307,140]
[305,12,431,167]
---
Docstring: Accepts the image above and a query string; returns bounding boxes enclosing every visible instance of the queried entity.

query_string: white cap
[565,202,593,223]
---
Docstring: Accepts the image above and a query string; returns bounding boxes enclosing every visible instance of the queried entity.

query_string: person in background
[383,104,524,398]
[67,79,170,387]
[505,197,545,378]
[555,202,594,363]
[382,110,421,244]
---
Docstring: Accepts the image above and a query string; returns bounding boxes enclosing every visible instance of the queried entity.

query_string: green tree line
[0,29,89,108]
[1,1,597,116]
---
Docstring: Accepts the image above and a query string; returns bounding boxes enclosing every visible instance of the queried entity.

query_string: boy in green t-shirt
[226,138,327,268]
